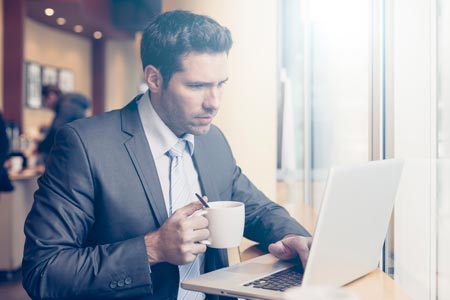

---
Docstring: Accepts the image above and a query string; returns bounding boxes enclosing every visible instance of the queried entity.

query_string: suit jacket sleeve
[23,125,153,299]
[234,165,311,250]
[206,127,311,250]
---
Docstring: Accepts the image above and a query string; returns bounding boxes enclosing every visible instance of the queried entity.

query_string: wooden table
[230,201,410,300]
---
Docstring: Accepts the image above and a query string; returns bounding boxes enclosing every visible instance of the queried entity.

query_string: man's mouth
[196,116,213,125]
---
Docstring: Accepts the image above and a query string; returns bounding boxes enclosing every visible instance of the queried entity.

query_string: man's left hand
[268,235,313,269]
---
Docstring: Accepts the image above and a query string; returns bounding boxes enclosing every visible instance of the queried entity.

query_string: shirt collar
[137,91,194,159]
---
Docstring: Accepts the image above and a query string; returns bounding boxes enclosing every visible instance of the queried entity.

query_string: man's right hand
[144,201,209,265]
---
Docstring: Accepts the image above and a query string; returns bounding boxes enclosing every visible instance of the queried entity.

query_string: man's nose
[203,87,221,111]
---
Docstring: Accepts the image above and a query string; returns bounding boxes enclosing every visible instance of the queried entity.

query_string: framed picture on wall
[58,69,75,92]
[25,62,77,108]
[42,65,58,86]
[25,62,42,109]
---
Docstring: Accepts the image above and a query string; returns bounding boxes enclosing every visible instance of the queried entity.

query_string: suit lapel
[121,97,168,226]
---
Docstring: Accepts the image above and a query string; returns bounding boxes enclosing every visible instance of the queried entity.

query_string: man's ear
[144,65,163,93]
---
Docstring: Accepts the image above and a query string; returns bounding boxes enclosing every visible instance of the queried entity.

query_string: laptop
[181,159,404,300]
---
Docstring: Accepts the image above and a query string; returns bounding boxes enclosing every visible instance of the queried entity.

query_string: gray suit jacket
[22,96,310,300]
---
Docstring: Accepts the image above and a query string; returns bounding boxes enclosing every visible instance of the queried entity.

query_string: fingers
[299,237,313,268]
[268,241,284,257]
[191,242,207,255]
[159,198,213,265]
[268,240,296,260]
[191,228,209,242]
[297,242,309,269]
[190,209,207,217]
[175,199,209,230]
[174,196,210,218]
[284,236,310,267]
[269,236,313,268]
[175,200,205,217]
[174,211,209,242]
[177,243,207,265]
[180,224,209,246]
[189,213,209,230]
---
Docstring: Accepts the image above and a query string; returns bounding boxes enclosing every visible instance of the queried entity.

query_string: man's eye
[187,84,204,89]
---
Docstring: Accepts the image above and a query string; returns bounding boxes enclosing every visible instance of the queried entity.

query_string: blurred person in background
[37,85,90,162]
[0,111,13,192]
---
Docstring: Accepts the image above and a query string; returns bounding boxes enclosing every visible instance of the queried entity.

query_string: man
[23,10,311,300]
[37,85,90,161]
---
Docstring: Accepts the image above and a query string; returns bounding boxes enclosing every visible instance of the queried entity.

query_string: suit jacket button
[117,279,125,287]
[125,277,132,285]
[109,281,117,289]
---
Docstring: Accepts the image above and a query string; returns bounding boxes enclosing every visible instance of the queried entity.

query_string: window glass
[309,0,370,208]
[278,0,370,210]
[437,0,450,298]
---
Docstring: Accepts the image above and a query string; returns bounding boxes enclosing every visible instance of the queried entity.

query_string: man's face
[155,52,228,137]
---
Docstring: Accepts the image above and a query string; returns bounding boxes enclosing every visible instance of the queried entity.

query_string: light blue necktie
[167,139,205,300]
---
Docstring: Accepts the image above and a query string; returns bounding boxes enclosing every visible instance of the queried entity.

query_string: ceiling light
[93,31,103,39]
[56,18,66,25]
[73,25,84,33]
[44,8,55,16]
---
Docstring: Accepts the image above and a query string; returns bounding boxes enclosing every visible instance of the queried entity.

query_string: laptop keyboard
[242,265,303,292]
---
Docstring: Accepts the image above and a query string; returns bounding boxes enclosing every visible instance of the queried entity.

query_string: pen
[195,193,210,208]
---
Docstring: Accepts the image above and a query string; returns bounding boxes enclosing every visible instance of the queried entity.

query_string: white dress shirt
[137,91,202,216]
[137,91,205,300]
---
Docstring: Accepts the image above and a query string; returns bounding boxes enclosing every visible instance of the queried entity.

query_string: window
[278,0,372,210]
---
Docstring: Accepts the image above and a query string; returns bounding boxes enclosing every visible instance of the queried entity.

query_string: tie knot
[167,140,187,158]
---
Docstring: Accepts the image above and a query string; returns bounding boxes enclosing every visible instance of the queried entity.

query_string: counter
[0,168,41,273]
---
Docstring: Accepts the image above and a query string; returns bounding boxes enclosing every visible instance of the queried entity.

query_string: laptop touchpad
[226,263,275,275]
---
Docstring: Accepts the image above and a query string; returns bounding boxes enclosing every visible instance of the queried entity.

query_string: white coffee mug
[202,201,245,249]
[10,156,24,173]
